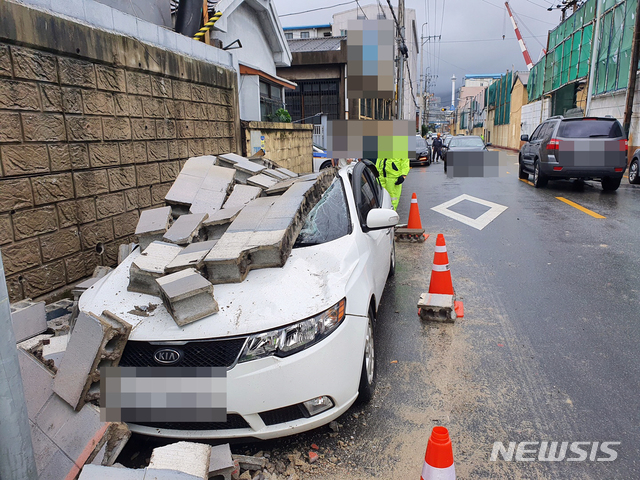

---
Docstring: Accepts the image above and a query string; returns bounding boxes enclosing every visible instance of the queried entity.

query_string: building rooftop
[464,74,503,79]
[287,37,345,53]
[282,24,332,30]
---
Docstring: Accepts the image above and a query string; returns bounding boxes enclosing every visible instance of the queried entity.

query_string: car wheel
[518,158,529,179]
[601,176,621,191]
[357,307,376,404]
[389,238,396,277]
[629,159,640,184]
[320,160,332,170]
[533,160,547,188]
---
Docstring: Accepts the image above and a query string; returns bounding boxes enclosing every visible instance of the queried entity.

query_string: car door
[523,124,542,167]
[352,161,391,301]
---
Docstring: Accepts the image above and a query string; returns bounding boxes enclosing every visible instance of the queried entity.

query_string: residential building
[211,0,296,121]
[332,4,419,121]
[282,25,333,40]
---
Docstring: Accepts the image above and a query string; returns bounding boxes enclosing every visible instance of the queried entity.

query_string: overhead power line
[279,0,356,17]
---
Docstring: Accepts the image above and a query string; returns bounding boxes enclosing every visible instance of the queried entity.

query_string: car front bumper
[127,314,368,440]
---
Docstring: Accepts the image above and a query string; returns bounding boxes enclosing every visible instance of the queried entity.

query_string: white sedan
[80,161,398,440]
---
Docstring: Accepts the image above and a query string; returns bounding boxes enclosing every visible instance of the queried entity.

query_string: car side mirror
[521,134,529,142]
[366,208,399,230]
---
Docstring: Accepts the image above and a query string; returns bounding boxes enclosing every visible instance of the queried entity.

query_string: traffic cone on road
[420,426,456,480]
[427,234,454,295]
[407,193,423,229]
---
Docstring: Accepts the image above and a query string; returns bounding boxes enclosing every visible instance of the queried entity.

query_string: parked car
[412,135,431,166]
[519,116,628,190]
[79,161,399,440]
[312,144,332,172]
[628,148,640,184]
[442,135,488,173]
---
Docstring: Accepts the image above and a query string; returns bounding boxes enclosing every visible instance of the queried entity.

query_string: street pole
[585,0,603,116]
[397,0,405,120]
[0,253,38,480]
[623,0,640,139]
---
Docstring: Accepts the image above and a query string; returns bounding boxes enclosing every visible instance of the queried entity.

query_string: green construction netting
[529,0,635,102]
[490,71,512,126]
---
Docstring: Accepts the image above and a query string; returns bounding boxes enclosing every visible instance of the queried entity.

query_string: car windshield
[416,137,427,149]
[294,177,352,247]
[449,137,484,148]
[557,119,623,138]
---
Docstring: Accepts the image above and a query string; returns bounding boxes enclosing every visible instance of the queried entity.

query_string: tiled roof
[288,36,345,53]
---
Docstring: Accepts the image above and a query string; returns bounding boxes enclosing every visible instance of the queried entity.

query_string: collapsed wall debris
[125,153,335,326]
[53,311,131,411]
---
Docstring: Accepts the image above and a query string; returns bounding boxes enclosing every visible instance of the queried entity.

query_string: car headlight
[238,298,346,363]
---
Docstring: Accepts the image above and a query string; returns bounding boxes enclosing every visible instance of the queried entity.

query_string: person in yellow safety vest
[375,157,410,210]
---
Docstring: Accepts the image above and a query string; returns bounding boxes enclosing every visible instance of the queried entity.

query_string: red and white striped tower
[505,2,534,71]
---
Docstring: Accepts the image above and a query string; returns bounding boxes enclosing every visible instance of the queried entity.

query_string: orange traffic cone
[420,426,456,480]
[407,193,423,229]
[427,234,454,295]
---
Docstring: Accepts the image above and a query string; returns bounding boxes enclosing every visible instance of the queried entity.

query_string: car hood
[446,146,486,151]
[79,234,358,341]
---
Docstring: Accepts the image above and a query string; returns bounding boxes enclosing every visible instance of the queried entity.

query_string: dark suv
[519,116,628,191]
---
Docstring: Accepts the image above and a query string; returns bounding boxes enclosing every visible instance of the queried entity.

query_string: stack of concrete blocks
[135,206,173,250]
[202,184,262,240]
[265,172,324,196]
[165,240,218,273]
[164,156,235,217]
[204,169,335,284]
[128,241,183,296]
[417,292,458,323]
[246,173,279,190]
[10,299,48,343]
[156,268,219,326]
[18,348,131,478]
[53,311,132,409]
[217,152,266,184]
[78,441,236,479]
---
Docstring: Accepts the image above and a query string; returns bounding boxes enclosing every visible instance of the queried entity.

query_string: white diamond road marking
[431,194,508,230]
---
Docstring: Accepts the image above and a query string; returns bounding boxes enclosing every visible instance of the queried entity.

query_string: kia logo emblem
[153,348,182,365]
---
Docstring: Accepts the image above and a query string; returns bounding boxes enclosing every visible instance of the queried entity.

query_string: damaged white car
[79,159,398,440]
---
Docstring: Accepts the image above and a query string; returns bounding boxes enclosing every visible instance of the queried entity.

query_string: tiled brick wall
[0,39,237,302]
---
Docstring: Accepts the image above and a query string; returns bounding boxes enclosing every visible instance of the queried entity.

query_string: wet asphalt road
[121,155,640,479]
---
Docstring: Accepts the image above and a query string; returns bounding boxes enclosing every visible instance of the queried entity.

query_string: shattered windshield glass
[294,178,352,247]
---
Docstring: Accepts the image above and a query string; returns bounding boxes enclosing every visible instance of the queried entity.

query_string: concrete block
[261,168,289,181]
[165,157,235,215]
[79,464,146,479]
[39,447,77,480]
[135,206,172,250]
[264,177,299,196]
[84,0,115,31]
[145,469,204,480]
[53,311,131,410]
[232,454,267,471]
[118,242,137,265]
[148,441,211,479]
[42,334,69,367]
[111,8,138,37]
[222,185,263,210]
[202,185,262,239]
[205,171,334,284]
[156,268,218,326]
[216,153,247,166]
[417,293,457,323]
[276,167,298,178]
[17,333,53,353]
[163,213,208,245]
[128,241,183,295]
[10,299,47,343]
[17,348,54,420]
[246,174,278,190]
[164,240,217,273]
[30,420,58,476]
[209,444,235,480]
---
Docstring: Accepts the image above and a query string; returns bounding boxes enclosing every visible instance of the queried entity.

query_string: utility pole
[0,253,38,480]
[623,0,640,139]
[397,0,405,120]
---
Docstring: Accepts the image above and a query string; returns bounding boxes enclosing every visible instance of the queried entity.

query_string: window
[340,29,347,36]
[557,119,623,138]
[285,32,293,40]
[259,80,284,121]
[300,31,310,39]
[294,178,352,247]
[529,124,543,141]
[323,32,331,37]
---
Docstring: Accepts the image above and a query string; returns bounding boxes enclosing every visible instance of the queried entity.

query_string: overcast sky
[273,0,565,106]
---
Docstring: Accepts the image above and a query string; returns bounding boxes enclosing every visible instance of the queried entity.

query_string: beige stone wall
[0,2,238,302]
[241,121,313,174]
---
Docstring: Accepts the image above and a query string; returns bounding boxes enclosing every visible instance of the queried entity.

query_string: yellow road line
[555,197,606,219]
[519,178,534,186]
[624,175,628,179]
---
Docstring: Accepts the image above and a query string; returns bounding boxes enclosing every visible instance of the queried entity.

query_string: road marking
[623,174,628,179]
[431,194,508,230]
[519,178,535,186]
[555,197,606,219]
